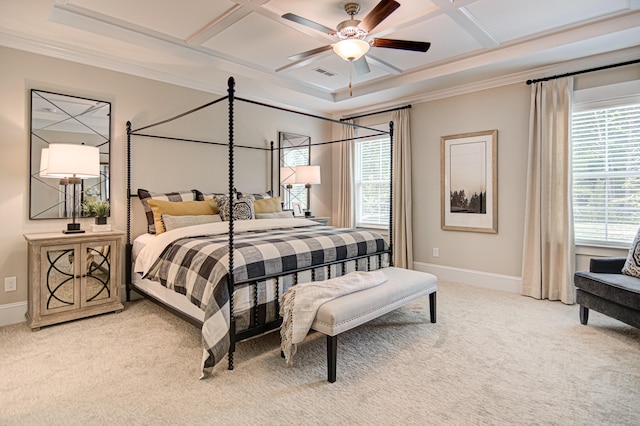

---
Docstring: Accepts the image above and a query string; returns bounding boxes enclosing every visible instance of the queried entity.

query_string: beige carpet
[1,281,639,425]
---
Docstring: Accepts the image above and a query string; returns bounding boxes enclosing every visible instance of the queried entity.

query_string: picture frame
[291,201,304,217]
[441,129,498,233]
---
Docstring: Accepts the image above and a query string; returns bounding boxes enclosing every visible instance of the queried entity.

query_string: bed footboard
[227,250,390,370]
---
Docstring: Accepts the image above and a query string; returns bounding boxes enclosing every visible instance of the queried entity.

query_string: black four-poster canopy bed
[125,77,395,376]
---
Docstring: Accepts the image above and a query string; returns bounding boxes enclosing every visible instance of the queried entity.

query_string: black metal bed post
[227,77,236,370]
[270,141,274,195]
[126,121,132,301]
[388,121,394,268]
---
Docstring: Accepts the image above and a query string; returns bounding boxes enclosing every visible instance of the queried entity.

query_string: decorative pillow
[622,227,640,278]
[237,190,272,200]
[161,214,221,231]
[147,198,218,234]
[214,194,255,221]
[254,196,282,214]
[137,189,196,233]
[256,211,294,219]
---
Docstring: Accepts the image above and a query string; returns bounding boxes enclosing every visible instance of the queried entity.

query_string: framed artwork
[291,201,304,217]
[441,130,498,233]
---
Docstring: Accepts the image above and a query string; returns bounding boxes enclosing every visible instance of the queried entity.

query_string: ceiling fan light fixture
[333,39,370,61]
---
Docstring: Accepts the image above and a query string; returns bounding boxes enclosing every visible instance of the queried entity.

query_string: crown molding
[2,29,638,118]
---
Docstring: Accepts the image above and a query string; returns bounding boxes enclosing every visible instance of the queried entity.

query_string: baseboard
[413,262,522,293]
[0,301,27,327]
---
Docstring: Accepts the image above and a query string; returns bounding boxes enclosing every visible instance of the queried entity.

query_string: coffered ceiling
[1,0,639,114]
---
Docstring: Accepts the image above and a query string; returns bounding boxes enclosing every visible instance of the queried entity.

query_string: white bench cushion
[311,267,437,336]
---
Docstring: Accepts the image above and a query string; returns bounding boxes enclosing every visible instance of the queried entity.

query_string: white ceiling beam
[429,0,499,48]
[186,5,249,45]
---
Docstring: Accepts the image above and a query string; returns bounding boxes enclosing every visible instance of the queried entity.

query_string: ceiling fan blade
[372,38,431,52]
[282,13,335,35]
[359,0,400,33]
[287,45,333,61]
[354,56,370,75]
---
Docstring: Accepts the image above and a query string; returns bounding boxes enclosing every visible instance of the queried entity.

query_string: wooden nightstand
[24,230,124,330]
[306,216,330,225]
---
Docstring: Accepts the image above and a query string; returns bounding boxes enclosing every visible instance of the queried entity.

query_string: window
[354,137,391,228]
[572,89,640,246]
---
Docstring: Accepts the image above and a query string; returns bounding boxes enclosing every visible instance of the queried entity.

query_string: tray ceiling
[1,0,639,114]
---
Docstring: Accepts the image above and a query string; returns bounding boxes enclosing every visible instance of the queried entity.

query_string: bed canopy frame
[125,77,394,370]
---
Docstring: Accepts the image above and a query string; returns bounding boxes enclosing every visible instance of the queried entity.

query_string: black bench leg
[429,292,437,323]
[579,305,589,325]
[327,334,337,383]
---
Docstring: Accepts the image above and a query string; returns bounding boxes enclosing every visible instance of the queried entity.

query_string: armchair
[574,257,640,328]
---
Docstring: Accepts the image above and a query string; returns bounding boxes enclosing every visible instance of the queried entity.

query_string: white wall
[384,67,638,291]
[410,84,529,291]
[0,46,332,324]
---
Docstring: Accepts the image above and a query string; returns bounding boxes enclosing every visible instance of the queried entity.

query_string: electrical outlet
[433,248,439,258]
[5,276,17,292]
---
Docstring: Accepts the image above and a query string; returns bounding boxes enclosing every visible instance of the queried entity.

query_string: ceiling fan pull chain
[349,60,354,97]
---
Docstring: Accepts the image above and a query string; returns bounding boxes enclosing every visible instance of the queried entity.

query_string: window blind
[572,103,640,245]
[355,138,390,228]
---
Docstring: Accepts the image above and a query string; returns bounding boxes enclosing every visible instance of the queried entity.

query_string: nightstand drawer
[307,216,329,225]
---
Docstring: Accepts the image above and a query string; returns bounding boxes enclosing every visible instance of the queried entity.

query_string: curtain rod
[341,104,411,121]
[526,58,640,85]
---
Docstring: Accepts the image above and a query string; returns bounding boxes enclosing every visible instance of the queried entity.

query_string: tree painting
[449,141,486,214]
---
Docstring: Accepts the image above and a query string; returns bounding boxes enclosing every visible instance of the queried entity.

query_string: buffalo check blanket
[134,218,389,377]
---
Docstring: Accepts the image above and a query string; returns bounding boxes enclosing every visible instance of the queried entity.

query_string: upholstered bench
[310,267,438,383]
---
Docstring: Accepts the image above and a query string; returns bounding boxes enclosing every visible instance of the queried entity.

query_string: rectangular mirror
[30,90,111,219]
[279,132,310,210]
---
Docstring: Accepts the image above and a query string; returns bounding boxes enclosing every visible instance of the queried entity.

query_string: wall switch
[433,248,439,258]
[5,276,17,292]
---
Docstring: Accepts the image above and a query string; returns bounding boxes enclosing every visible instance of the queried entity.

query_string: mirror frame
[29,90,111,220]
[278,132,310,210]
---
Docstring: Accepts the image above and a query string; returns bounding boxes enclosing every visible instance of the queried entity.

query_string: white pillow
[161,214,221,231]
[622,226,640,278]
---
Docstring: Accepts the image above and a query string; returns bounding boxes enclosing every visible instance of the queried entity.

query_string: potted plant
[82,200,110,225]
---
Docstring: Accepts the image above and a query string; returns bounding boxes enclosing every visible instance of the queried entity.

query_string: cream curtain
[521,77,575,304]
[335,119,354,228]
[391,109,413,269]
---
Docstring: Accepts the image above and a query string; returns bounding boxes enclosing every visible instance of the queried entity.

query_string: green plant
[81,200,110,217]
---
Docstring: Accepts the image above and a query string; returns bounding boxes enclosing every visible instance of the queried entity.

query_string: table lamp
[42,144,100,233]
[295,165,321,217]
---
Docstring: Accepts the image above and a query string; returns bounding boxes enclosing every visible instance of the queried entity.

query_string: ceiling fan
[282,0,431,75]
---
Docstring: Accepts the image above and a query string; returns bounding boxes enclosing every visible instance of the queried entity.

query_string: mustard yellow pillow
[147,198,218,234]
[254,196,282,214]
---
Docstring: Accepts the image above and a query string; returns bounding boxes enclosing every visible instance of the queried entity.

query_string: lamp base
[63,223,85,234]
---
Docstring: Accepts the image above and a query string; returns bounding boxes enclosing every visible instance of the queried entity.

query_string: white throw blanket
[280,270,388,365]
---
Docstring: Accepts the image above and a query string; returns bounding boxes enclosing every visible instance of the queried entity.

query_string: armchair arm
[589,257,626,274]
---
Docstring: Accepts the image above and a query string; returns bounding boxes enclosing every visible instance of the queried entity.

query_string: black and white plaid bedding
[142,223,389,376]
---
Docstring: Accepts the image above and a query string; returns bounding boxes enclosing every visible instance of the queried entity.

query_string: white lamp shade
[295,165,321,185]
[45,144,100,179]
[280,167,297,185]
[332,39,370,61]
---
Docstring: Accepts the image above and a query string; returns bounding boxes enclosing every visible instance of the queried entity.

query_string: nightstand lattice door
[40,244,81,315]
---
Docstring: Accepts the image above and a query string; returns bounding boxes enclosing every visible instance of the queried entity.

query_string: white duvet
[134,218,319,276]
